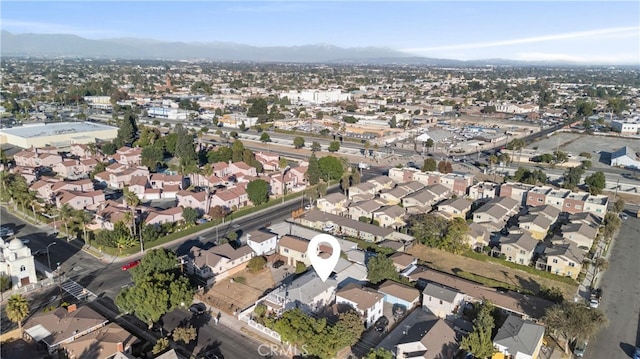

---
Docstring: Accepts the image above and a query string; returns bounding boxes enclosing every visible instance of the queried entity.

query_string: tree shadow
[195,340,224,359]
[514,274,541,294]
[620,342,636,357]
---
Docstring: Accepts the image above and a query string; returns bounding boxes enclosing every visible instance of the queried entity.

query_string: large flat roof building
[0,122,118,148]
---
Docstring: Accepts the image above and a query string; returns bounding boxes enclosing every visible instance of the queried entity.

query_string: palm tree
[5,294,29,333]
[122,211,134,237]
[78,210,94,243]
[59,204,73,239]
[123,189,140,237]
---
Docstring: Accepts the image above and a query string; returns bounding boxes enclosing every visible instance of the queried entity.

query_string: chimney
[67,304,77,313]
[117,342,124,353]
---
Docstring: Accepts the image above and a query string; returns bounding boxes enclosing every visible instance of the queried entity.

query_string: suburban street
[585,213,640,358]
[0,206,286,359]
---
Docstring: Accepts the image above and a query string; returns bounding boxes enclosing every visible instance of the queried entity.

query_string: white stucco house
[0,237,38,289]
[245,229,278,256]
[336,283,384,329]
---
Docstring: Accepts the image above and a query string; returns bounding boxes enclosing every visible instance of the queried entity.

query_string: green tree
[182,207,199,225]
[116,270,193,328]
[306,153,321,185]
[239,121,246,131]
[174,124,197,164]
[247,179,269,205]
[172,326,197,344]
[444,217,470,254]
[260,132,271,143]
[328,141,340,152]
[311,141,322,152]
[101,142,117,156]
[613,198,625,213]
[293,136,305,149]
[366,255,399,284]
[410,214,449,248]
[461,302,496,359]
[247,98,268,117]
[5,294,29,332]
[231,140,245,162]
[318,156,344,181]
[365,348,394,359]
[575,100,595,118]
[584,171,606,195]
[424,138,434,153]
[422,158,437,172]
[141,146,164,169]
[117,111,138,145]
[543,302,608,354]
[562,166,585,190]
[152,338,169,354]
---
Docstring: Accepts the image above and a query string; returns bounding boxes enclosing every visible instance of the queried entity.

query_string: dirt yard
[408,244,577,299]
[200,268,275,315]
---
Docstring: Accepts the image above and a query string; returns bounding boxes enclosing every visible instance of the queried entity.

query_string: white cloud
[401,26,639,53]
[516,52,639,65]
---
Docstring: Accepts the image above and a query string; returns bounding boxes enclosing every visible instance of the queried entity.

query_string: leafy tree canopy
[247,179,269,205]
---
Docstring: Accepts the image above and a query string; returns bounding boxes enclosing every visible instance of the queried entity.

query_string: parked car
[633,347,640,359]
[272,260,285,269]
[374,316,389,332]
[20,238,30,245]
[392,303,407,318]
[573,339,588,357]
[189,303,206,315]
[33,249,47,257]
[122,260,141,271]
[0,226,14,238]
[620,213,629,220]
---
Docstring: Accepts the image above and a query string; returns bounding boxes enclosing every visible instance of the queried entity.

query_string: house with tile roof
[278,235,310,266]
[183,243,254,285]
[64,322,137,359]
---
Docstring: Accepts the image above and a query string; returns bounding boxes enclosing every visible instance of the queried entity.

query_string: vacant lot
[200,268,275,315]
[408,244,577,299]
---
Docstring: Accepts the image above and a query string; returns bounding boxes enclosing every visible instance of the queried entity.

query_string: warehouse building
[0,122,118,149]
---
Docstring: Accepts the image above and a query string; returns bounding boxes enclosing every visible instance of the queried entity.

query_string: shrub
[295,262,307,274]
[247,256,266,272]
[233,276,246,284]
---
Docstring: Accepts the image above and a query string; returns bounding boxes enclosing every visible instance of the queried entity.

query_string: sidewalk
[575,231,616,302]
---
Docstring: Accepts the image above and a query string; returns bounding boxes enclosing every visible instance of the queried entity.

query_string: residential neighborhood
[1,33,639,359]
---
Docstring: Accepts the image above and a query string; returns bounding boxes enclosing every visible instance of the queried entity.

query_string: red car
[122,260,141,271]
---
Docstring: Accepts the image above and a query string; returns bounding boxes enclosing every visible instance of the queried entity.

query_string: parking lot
[527,132,639,170]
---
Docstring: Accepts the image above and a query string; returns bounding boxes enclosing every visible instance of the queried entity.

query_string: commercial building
[0,122,118,148]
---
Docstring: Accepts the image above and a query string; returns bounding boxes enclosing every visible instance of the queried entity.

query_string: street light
[47,242,57,272]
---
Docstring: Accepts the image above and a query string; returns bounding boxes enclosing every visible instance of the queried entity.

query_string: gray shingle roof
[422,283,461,303]
[493,315,545,356]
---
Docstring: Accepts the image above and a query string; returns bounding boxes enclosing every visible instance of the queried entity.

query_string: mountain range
[0,30,605,66]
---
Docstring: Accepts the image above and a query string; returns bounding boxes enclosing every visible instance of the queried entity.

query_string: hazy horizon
[2,1,639,65]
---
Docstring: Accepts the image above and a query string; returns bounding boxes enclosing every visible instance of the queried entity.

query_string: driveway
[585,215,640,358]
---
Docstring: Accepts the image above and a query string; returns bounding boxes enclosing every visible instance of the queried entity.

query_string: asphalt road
[0,206,282,359]
[585,213,640,359]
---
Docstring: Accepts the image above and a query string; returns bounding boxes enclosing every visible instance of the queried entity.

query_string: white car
[305,204,313,210]
[589,298,599,308]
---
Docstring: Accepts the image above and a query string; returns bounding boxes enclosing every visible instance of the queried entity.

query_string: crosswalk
[60,279,97,301]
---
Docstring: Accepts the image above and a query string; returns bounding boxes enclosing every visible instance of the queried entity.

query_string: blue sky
[2,1,639,64]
